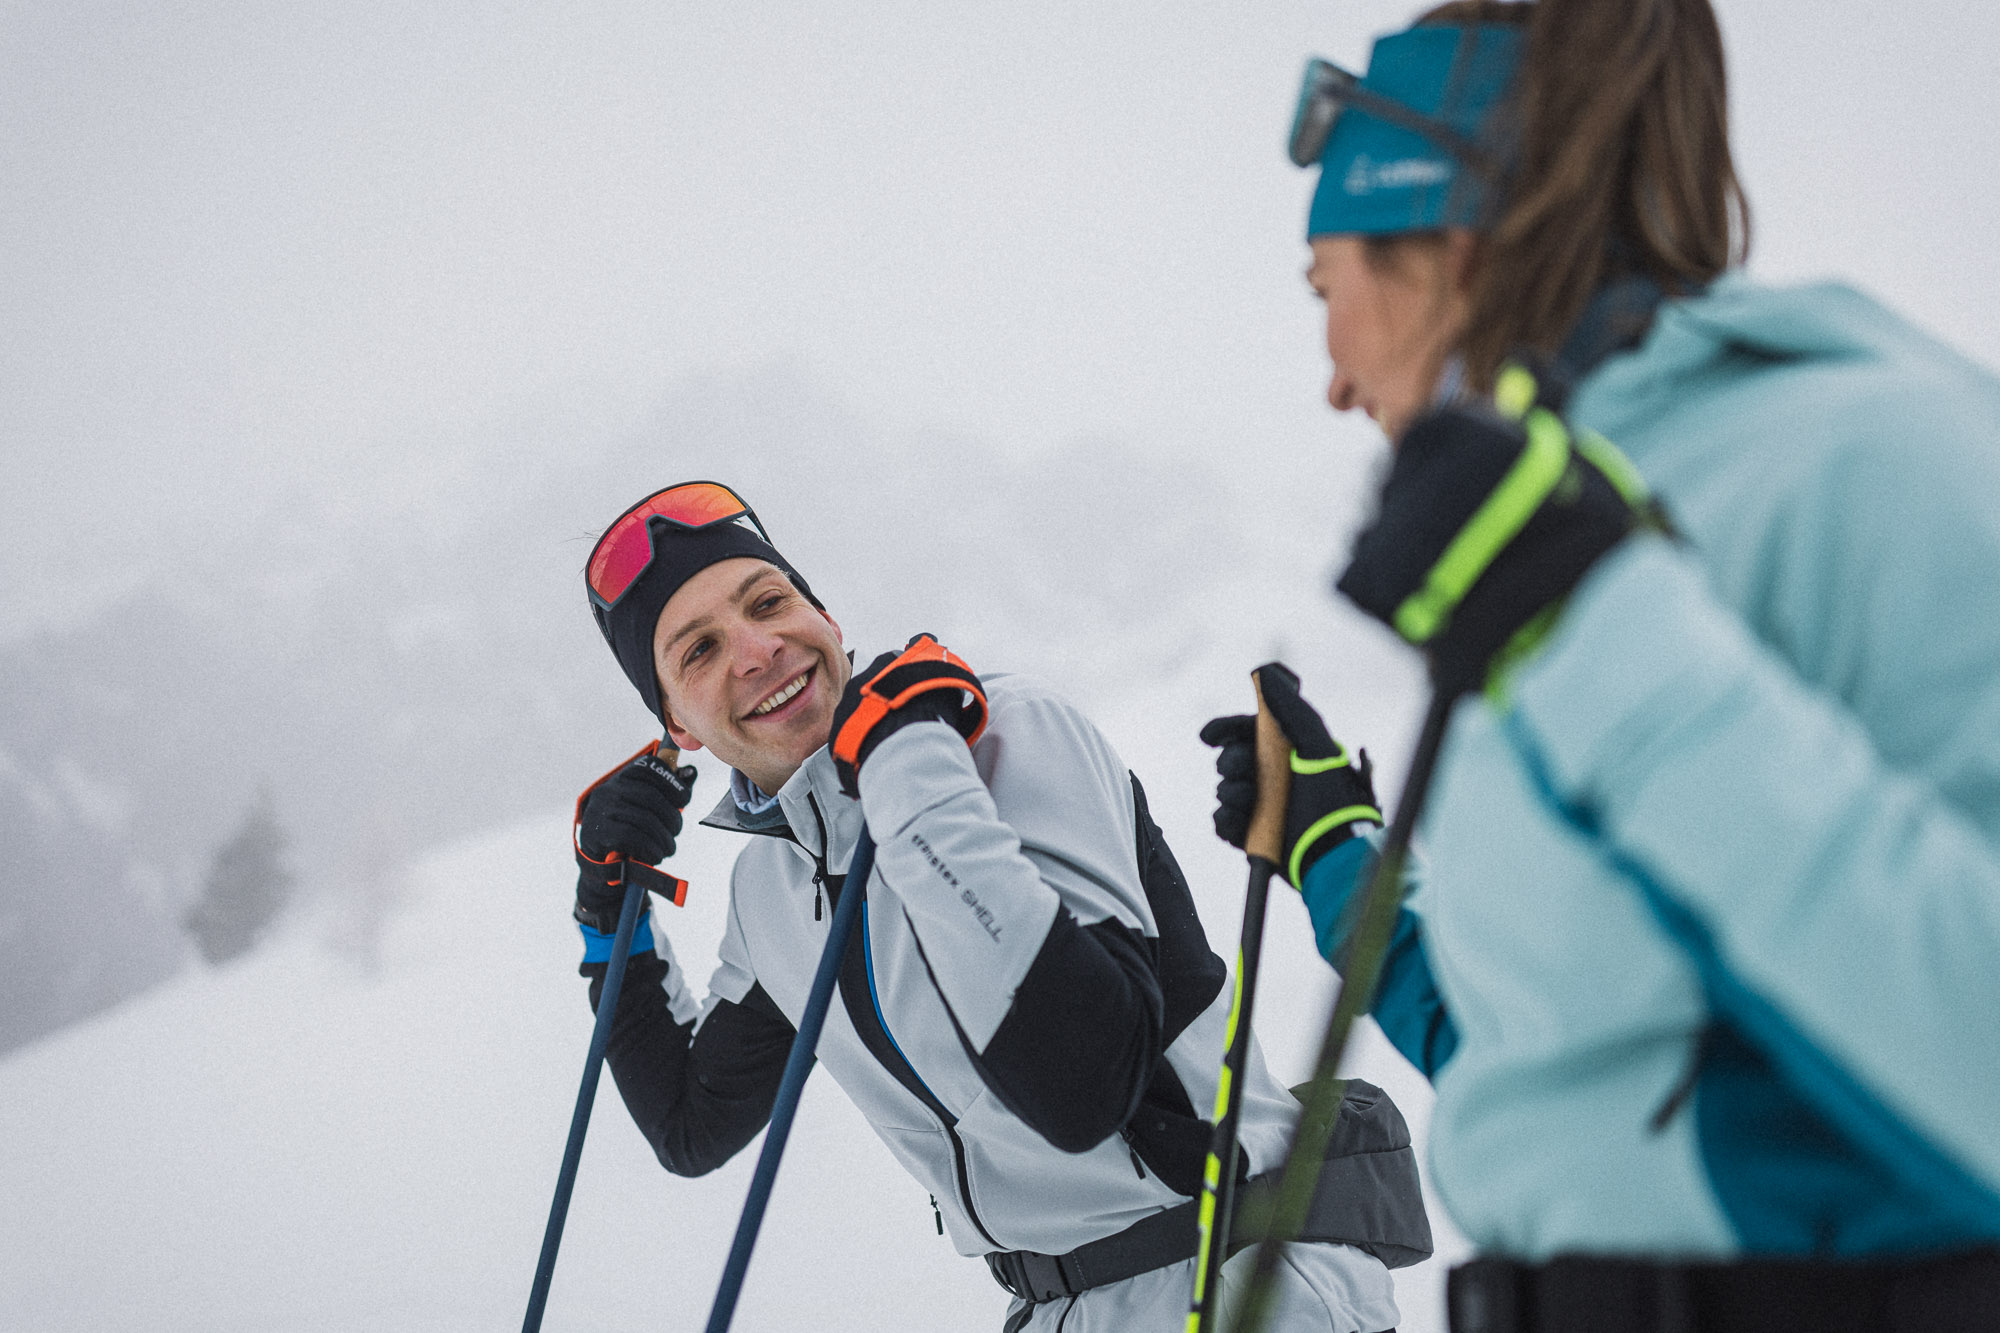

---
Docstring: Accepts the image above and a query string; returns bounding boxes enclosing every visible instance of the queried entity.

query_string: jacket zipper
[804,791,999,1249]
[1119,1125,1147,1179]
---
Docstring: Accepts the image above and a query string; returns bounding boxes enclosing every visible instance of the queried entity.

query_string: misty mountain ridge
[0,359,1389,1056]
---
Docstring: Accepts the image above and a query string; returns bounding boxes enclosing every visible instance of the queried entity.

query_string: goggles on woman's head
[1287,56,1493,176]
[1291,25,1524,240]
[586,481,773,615]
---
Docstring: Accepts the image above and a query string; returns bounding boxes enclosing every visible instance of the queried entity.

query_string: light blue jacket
[1301,275,2000,1259]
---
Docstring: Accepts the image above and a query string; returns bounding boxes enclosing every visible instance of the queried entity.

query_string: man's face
[653,558,850,794]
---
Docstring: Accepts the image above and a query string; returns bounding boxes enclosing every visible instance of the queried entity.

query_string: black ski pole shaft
[523,862,654,1333]
[1229,688,1454,1333]
[703,826,874,1333]
[1189,668,1294,1332]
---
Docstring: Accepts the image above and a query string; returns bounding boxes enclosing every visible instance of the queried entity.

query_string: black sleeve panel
[1129,773,1227,1046]
[960,908,1165,1154]
[583,952,797,1178]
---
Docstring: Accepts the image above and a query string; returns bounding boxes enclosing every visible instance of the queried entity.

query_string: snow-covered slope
[0,809,1007,1331]
[0,745,1468,1331]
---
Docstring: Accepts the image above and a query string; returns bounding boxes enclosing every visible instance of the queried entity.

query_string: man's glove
[1200,663,1382,889]
[829,633,989,799]
[573,741,697,933]
[1337,367,1652,698]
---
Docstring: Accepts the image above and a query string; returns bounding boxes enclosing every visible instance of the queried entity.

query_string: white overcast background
[7,0,1998,631]
[3,3,1997,1331]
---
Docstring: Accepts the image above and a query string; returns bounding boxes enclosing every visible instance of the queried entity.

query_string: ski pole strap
[829,635,989,771]
[573,856,688,934]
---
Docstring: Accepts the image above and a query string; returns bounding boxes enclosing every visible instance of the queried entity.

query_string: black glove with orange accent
[829,634,990,799]
[1200,663,1382,890]
[574,742,697,932]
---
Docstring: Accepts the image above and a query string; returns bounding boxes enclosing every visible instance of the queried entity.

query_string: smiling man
[564,481,1426,1331]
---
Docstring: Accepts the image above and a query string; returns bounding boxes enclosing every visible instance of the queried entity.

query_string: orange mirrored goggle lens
[586,482,759,609]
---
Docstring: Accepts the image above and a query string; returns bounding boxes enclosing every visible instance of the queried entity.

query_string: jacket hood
[1569,274,1942,452]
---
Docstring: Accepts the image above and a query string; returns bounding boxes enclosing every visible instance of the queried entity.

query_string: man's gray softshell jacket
[586,670,1395,1288]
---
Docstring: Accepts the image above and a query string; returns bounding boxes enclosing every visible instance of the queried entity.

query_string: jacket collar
[698,745,866,875]
[1553,272,1670,392]
[698,787,790,838]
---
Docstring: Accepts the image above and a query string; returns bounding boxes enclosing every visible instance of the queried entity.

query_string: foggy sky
[5,0,1998,637]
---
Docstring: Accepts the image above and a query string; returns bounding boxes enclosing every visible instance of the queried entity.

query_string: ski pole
[523,764,690,1333]
[1228,688,1455,1333]
[703,825,874,1333]
[1188,666,1294,1333]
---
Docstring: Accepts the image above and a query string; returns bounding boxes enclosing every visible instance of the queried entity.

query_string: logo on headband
[1344,153,1453,196]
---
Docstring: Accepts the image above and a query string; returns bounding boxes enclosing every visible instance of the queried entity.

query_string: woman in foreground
[1203,2,2000,1328]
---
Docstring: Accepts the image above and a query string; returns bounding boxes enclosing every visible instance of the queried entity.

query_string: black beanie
[592,510,819,725]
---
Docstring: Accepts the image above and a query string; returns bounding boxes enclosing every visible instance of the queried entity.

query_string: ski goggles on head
[585,481,773,614]
[1288,56,1493,175]
[1294,25,1524,239]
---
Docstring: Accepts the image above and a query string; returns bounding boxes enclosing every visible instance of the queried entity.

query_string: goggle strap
[1293,59,1495,176]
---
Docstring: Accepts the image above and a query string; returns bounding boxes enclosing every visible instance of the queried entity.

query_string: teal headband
[1305,23,1524,239]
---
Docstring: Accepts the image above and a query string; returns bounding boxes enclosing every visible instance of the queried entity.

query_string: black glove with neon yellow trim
[1338,379,1647,698]
[1200,663,1382,889]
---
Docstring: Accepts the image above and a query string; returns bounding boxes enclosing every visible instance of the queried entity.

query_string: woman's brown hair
[1406,0,1750,387]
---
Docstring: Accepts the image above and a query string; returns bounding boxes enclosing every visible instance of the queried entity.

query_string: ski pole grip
[578,740,693,908]
[1246,668,1292,866]
[628,741,691,906]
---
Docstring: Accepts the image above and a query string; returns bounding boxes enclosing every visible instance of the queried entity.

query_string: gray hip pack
[986,1077,1433,1306]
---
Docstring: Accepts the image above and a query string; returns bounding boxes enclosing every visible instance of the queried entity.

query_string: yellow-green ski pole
[1227,688,1453,1333]
[1187,666,1293,1333]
